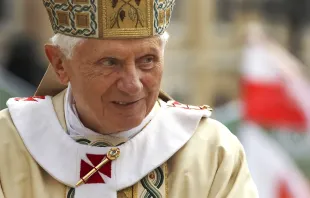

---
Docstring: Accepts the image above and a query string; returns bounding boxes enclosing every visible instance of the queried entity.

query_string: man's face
[49,36,165,134]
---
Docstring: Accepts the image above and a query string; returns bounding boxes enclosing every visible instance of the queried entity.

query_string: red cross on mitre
[80,154,112,184]
[15,96,46,102]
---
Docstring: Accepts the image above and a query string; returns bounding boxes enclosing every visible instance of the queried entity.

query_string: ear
[44,44,69,85]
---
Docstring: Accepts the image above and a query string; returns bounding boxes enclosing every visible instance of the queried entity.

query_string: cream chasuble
[0,90,259,198]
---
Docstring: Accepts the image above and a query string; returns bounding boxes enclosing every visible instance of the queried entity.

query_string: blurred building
[0,0,53,59]
[163,0,310,107]
[162,0,242,105]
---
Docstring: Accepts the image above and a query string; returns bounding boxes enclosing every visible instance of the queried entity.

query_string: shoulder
[174,117,248,177]
[0,108,31,176]
[0,108,26,150]
[196,118,241,148]
[162,99,241,153]
[163,99,244,160]
[0,108,15,134]
[193,118,244,157]
[180,116,245,167]
[192,119,258,197]
[0,90,66,143]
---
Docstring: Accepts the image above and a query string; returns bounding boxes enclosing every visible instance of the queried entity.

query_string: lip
[111,98,143,108]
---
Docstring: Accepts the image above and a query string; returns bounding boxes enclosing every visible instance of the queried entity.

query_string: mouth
[112,99,142,106]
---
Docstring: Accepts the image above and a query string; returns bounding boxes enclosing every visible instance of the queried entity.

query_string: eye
[138,55,156,70]
[96,58,118,67]
[142,56,154,64]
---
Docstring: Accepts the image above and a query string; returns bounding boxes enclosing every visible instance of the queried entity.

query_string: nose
[117,64,143,95]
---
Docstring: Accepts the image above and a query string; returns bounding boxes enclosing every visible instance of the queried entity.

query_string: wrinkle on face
[61,36,165,134]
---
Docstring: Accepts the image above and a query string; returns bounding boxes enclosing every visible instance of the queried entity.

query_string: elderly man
[0,1,258,198]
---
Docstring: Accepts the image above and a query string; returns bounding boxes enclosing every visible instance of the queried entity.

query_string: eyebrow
[90,44,161,62]
[146,46,161,54]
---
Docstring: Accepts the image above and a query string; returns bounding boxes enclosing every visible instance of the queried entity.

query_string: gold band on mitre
[42,0,175,39]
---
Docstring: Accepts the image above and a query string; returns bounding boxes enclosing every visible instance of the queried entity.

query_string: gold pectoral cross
[76,147,121,187]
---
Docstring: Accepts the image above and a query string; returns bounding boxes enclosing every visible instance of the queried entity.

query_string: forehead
[74,36,163,56]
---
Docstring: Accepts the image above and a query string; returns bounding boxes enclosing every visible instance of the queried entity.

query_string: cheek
[84,74,122,105]
[84,77,116,98]
[141,66,163,89]
[65,63,88,86]
[70,68,111,101]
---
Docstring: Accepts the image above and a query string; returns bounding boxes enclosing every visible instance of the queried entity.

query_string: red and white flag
[240,23,310,131]
[239,122,310,198]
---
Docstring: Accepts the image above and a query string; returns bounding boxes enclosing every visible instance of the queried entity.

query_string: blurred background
[1,0,310,197]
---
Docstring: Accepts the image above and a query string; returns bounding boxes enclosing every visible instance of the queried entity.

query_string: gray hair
[50,32,170,59]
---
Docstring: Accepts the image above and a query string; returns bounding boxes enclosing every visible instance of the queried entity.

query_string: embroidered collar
[7,95,211,198]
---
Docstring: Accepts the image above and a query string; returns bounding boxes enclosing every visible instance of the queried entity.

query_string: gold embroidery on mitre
[158,9,165,27]
[54,0,66,3]
[57,11,70,26]
[166,7,171,23]
[153,0,175,35]
[42,0,100,38]
[42,0,175,39]
[101,0,153,38]
[75,13,90,28]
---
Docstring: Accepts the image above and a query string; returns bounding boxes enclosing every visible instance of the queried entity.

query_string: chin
[116,115,145,131]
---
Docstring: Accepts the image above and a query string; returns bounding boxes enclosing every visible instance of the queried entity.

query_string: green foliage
[0,89,13,110]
